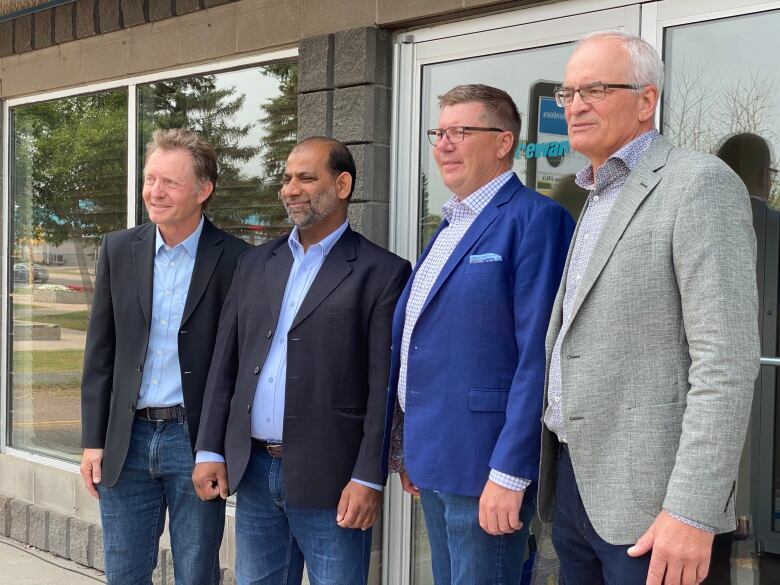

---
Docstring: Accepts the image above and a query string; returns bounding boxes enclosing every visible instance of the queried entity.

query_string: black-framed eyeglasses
[426,126,505,146]
[554,82,646,108]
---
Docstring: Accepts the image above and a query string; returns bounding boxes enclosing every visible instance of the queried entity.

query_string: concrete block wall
[0,492,238,584]
[298,26,393,247]
[0,0,243,58]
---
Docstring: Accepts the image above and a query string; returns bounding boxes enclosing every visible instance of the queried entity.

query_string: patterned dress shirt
[397,170,530,492]
[544,130,659,441]
[544,129,715,532]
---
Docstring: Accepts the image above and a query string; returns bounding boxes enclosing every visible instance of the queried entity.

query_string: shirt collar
[575,129,659,190]
[442,170,514,222]
[288,218,349,258]
[155,215,205,258]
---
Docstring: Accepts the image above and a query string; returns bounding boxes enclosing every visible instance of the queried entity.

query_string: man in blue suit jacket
[383,84,574,585]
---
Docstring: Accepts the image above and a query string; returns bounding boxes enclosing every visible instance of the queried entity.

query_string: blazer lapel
[265,239,294,326]
[181,219,224,325]
[131,223,156,326]
[418,178,518,316]
[567,137,672,325]
[290,228,355,330]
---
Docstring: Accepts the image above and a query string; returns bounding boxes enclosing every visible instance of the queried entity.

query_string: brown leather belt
[135,405,186,422]
[252,439,283,458]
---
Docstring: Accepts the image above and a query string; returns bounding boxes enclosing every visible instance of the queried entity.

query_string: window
[6,59,298,462]
[137,63,298,243]
[9,89,129,461]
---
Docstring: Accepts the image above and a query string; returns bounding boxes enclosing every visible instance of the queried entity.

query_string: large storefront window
[9,89,129,461]
[6,60,298,463]
[137,63,298,243]
[663,6,780,571]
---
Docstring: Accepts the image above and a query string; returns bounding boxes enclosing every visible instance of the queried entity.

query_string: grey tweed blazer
[537,135,760,544]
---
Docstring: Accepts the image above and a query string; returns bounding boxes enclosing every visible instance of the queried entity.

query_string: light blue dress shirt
[196,220,381,491]
[137,216,204,409]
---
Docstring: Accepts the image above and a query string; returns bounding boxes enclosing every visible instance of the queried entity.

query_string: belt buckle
[265,443,283,458]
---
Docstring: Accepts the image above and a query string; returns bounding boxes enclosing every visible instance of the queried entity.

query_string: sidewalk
[0,535,105,585]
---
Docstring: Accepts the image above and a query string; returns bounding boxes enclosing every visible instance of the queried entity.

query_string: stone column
[298,26,393,247]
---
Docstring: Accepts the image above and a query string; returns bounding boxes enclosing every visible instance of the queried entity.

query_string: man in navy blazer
[383,84,574,584]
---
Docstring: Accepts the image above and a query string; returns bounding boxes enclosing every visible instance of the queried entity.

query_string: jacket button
[253,366,260,374]
[137,363,143,372]
[266,330,273,339]
[246,404,252,413]
[129,403,135,414]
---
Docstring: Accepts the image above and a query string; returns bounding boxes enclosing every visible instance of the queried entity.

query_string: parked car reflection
[13,263,50,284]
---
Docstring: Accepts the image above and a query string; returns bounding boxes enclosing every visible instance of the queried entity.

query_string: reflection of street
[45,265,95,289]
[10,287,86,463]
[11,383,82,462]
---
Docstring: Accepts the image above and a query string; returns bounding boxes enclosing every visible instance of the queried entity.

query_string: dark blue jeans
[98,417,225,585]
[235,449,371,585]
[551,445,651,585]
[419,487,535,585]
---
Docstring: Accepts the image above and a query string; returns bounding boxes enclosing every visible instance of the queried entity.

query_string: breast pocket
[464,260,504,275]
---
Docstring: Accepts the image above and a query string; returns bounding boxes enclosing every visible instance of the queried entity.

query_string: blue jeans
[98,417,225,585]
[419,487,535,585]
[235,450,371,585]
[551,445,651,585]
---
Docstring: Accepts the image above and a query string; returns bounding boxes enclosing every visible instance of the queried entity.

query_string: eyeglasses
[426,126,505,146]
[554,82,646,108]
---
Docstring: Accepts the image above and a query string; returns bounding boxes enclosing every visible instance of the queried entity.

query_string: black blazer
[196,227,411,508]
[81,218,250,488]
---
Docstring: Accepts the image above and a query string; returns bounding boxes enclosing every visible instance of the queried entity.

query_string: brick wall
[0,0,240,57]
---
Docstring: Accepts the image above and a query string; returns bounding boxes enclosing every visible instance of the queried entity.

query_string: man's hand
[192,462,229,501]
[80,448,104,498]
[399,470,420,496]
[478,479,525,535]
[627,510,714,585]
[336,481,382,530]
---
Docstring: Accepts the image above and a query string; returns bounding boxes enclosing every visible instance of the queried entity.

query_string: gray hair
[576,30,664,96]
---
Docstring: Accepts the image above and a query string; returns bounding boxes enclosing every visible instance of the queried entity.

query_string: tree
[14,90,129,300]
[255,63,299,240]
[137,76,260,236]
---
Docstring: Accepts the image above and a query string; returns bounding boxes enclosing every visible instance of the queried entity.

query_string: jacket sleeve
[352,259,412,485]
[80,234,116,448]
[663,158,759,525]
[489,202,575,483]
[195,259,243,455]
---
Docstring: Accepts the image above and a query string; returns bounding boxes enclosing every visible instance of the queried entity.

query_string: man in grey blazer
[538,31,759,585]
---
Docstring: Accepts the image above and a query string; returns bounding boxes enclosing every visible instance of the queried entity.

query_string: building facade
[1,0,779,583]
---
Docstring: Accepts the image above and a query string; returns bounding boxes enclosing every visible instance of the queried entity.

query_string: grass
[13,349,85,373]
[29,310,89,332]
[12,304,89,332]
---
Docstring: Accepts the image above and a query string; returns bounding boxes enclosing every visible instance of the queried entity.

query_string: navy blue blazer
[383,174,574,497]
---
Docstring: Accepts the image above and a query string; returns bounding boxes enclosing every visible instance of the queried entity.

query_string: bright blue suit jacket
[383,174,574,497]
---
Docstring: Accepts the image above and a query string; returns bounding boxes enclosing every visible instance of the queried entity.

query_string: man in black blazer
[80,129,250,585]
[193,137,410,585]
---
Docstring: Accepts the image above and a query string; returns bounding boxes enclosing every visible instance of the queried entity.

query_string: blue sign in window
[538,97,568,136]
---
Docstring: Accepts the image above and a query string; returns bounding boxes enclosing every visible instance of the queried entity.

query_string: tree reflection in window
[137,62,298,244]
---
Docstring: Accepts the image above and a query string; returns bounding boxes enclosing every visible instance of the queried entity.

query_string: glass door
[651,0,780,577]
[389,5,641,583]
